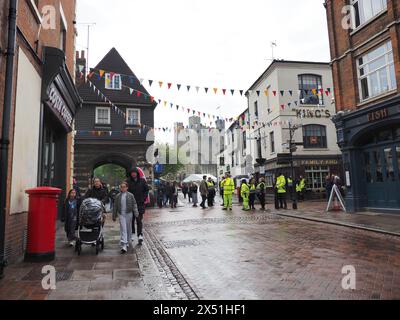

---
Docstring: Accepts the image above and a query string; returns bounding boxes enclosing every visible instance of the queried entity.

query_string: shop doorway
[360,125,400,210]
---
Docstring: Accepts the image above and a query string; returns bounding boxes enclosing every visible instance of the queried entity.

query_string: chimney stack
[75,50,87,86]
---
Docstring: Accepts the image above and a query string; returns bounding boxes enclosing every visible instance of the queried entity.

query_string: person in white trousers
[113,182,139,254]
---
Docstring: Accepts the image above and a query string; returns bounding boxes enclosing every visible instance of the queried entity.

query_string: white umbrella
[183,174,217,183]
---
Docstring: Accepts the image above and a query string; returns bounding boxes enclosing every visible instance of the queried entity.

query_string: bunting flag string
[85,67,333,98]
[86,71,235,123]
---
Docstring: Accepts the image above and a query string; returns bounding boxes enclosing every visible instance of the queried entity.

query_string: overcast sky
[76,0,331,143]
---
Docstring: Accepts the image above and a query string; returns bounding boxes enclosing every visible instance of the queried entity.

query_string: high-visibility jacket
[287,178,293,187]
[207,181,215,187]
[249,184,257,194]
[240,183,250,199]
[221,178,235,195]
[257,182,266,194]
[296,179,305,192]
[276,175,287,194]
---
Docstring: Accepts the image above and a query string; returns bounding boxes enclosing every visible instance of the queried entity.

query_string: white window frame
[351,0,387,30]
[305,166,330,190]
[357,41,396,102]
[95,107,111,125]
[126,108,141,126]
[105,73,122,90]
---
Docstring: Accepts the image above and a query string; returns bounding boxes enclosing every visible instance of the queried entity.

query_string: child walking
[113,182,139,253]
[62,189,81,246]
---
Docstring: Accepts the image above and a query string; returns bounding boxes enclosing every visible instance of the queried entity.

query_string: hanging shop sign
[47,83,73,130]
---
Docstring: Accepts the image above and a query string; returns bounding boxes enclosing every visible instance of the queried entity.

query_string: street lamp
[283,122,303,210]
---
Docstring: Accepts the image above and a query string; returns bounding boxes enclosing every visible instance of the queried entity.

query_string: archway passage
[73,147,138,193]
[93,164,127,189]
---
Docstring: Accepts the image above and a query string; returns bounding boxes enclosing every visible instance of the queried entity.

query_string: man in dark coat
[85,178,109,204]
[127,167,149,245]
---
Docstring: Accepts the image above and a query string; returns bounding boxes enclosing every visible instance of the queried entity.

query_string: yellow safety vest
[241,184,250,198]
[296,179,305,192]
[276,175,286,194]
[222,178,235,195]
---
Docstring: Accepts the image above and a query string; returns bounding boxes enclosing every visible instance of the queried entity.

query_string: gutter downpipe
[0,0,18,279]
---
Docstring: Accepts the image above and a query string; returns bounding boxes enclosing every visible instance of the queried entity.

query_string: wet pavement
[1,195,400,300]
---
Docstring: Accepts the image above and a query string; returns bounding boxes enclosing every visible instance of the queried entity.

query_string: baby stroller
[75,198,105,255]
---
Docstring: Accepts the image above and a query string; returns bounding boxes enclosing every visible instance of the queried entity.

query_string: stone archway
[74,149,137,191]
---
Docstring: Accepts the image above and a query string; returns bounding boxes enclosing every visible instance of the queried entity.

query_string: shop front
[259,156,343,198]
[334,95,400,213]
[39,47,81,217]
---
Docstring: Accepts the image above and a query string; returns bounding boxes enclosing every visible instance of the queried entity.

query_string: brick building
[0,0,80,274]
[325,0,400,212]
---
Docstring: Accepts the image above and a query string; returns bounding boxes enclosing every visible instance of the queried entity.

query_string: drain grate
[162,239,208,249]
[56,271,73,282]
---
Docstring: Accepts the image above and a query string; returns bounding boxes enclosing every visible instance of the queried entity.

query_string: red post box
[25,187,62,262]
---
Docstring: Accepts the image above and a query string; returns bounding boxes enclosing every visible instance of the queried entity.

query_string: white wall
[10,49,42,214]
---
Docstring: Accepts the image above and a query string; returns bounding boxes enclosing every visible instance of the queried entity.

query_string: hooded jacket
[127,167,149,204]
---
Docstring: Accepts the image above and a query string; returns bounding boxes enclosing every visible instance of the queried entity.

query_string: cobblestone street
[1,196,400,300]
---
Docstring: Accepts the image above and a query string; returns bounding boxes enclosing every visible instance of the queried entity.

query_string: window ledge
[26,0,42,24]
[350,9,388,37]
[94,124,112,128]
[357,89,398,108]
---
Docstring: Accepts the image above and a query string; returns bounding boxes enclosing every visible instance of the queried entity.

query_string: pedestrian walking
[200,176,209,209]
[221,172,235,211]
[249,178,257,210]
[182,183,189,200]
[127,167,149,245]
[276,172,288,209]
[109,187,119,211]
[256,177,266,211]
[85,178,109,205]
[73,177,82,199]
[157,183,165,208]
[240,179,250,211]
[219,176,225,206]
[190,183,199,207]
[207,177,216,207]
[113,182,139,254]
[61,189,81,247]
[171,181,178,208]
[325,174,334,201]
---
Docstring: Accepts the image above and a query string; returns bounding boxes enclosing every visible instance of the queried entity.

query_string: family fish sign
[367,108,389,123]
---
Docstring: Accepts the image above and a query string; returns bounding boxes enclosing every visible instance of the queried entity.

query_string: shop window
[384,148,395,181]
[351,0,387,28]
[105,73,122,90]
[298,74,324,105]
[303,125,327,148]
[265,175,274,188]
[254,101,259,118]
[126,108,140,126]
[357,41,396,101]
[96,107,110,125]
[374,151,383,182]
[364,152,372,183]
[305,166,330,190]
[270,131,275,153]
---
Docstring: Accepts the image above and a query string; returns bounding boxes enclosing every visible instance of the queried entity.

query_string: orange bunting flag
[264,90,269,96]
[312,89,317,95]
[159,81,163,88]
[99,70,105,78]
[213,88,218,94]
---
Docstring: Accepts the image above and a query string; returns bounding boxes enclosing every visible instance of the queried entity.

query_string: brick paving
[1,195,400,300]
[141,196,400,300]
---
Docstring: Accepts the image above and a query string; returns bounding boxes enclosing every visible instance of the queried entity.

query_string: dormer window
[105,73,122,90]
